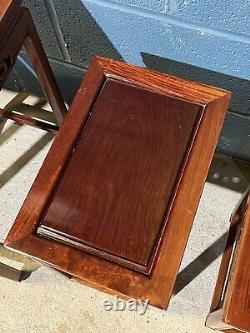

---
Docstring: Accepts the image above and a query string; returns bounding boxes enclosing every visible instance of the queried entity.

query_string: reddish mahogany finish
[0,109,58,133]
[206,188,250,332]
[38,78,201,273]
[5,57,231,308]
[0,0,67,127]
[0,0,66,281]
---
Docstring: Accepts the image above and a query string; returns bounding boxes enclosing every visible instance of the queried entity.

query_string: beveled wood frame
[5,57,231,308]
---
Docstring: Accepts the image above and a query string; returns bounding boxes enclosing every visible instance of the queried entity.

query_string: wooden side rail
[0,109,59,133]
[0,1,67,126]
[0,0,66,281]
[206,188,250,332]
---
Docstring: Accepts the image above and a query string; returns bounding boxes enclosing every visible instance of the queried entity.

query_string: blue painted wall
[6,0,250,161]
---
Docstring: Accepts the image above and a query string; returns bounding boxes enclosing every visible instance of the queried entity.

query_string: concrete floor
[0,89,245,333]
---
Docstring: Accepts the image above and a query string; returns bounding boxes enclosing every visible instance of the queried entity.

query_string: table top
[0,0,22,44]
[5,56,231,308]
[38,77,202,274]
[0,0,21,21]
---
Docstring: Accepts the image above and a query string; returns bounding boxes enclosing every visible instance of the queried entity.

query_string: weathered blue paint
[111,0,250,35]
[83,0,250,80]
[107,0,169,13]
[5,0,250,161]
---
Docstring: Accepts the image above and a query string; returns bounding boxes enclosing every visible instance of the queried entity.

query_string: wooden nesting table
[0,0,66,281]
[0,0,66,126]
[4,57,231,309]
[206,188,250,332]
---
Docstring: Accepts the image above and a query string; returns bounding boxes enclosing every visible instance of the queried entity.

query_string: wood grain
[5,57,231,309]
[0,1,22,53]
[207,188,250,332]
[0,1,66,280]
[0,0,21,19]
[0,109,58,133]
[224,189,250,332]
[38,78,201,273]
[0,4,66,126]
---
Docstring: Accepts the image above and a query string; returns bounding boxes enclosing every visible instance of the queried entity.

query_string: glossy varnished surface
[38,78,201,273]
[0,1,66,124]
[0,0,66,281]
[0,0,21,20]
[0,1,22,47]
[5,57,231,308]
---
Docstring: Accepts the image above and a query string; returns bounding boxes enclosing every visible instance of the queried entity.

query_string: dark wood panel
[0,0,21,18]
[0,1,22,28]
[5,57,231,309]
[38,78,201,273]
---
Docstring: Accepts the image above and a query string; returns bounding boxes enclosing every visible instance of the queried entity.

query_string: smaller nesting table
[0,0,66,281]
[206,188,250,333]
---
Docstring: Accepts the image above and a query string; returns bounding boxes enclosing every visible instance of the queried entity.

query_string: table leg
[0,243,40,281]
[23,9,67,126]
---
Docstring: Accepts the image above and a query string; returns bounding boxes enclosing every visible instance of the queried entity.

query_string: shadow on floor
[174,231,228,295]
[0,91,54,190]
[0,132,53,189]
